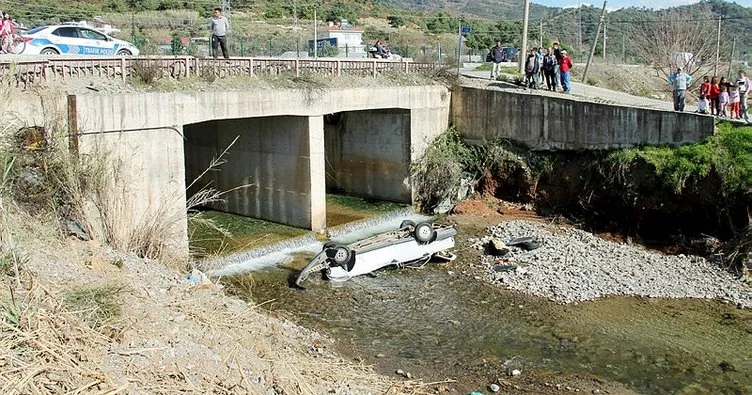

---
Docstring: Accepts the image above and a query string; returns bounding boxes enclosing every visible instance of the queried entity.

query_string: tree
[387,15,405,28]
[318,42,339,57]
[628,9,723,79]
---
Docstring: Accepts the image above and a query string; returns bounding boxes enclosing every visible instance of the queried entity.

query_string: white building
[317,20,367,58]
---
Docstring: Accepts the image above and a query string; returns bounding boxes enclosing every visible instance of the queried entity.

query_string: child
[709,77,721,116]
[729,84,741,119]
[719,85,730,117]
[697,94,709,114]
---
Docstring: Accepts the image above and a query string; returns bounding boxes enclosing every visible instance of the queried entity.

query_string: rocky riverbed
[470,220,752,307]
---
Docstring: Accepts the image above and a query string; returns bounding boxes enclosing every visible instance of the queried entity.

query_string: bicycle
[0,32,26,54]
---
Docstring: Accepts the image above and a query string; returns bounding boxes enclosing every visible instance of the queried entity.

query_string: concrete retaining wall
[325,109,412,203]
[451,87,716,150]
[184,116,325,230]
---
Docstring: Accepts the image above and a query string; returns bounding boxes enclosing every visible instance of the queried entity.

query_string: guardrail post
[336,60,341,77]
[250,58,255,77]
[372,60,377,78]
[404,61,409,73]
[120,58,126,81]
[184,56,190,78]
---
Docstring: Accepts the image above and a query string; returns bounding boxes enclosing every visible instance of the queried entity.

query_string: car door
[78,28,114,55]
[50,26,82,54]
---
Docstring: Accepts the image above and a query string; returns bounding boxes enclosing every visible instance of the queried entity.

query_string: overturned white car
[295,221,457,287]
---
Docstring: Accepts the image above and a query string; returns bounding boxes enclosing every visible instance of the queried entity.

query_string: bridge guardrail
[0,56,444,87]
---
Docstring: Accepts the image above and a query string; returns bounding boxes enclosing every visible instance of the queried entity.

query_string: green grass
[475,63,492,71]
[63,285,122,328]
[607,121,752,194]
[188,211,309,258]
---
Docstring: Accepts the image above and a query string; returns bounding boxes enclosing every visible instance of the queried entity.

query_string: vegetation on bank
[607,122,752,195]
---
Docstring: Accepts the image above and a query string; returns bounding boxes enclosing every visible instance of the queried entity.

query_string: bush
[411,129,475,211]
[131,59,163,85]
[587,76,599,86]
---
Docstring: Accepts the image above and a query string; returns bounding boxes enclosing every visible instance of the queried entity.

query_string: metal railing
[0,56,444,87]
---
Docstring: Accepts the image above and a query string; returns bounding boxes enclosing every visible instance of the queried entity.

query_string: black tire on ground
[332,246,352,266]
[40,48,58,55]
[399,220,416,229]
[414,222,437,244]
[116,49,132,56]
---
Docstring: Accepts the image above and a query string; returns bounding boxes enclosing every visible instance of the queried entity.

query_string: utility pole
[457,17,463,76]
[582,0,607,82]
[519,0,530,75]
[603,20,606,61]
[313,6,318,58]
[578,3,582,53]
[728,37,736,78]
[715,15,722,76]
[622,33,625,64]
[539,19,543,49]
[293,0,299,57]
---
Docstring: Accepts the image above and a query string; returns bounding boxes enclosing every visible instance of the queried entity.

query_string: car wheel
[414,222,437,244]
[399,220,416,230]
[322,241,336,251]
[331,246,352,266]
[40,48,59,55]
[116,49,132,56]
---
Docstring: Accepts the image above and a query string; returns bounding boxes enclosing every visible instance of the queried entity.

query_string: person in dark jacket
[490,41,504,80]
[524,49,540,89]
[552,42,563,91]
[542,47,558,91]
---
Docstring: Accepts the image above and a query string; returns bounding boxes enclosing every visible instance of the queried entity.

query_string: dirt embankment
[0,217,404,394]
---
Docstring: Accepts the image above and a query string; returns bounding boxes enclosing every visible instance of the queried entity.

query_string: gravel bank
[469,220,752,307]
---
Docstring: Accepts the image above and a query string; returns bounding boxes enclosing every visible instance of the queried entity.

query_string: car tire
[40,48,59,55]
[414,222,437,244]
[322,241,336,251]
[399,220,416,230]
[116,49,132,56]
[331,246,352,266]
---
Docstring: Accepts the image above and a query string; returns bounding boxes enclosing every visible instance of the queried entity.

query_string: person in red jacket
[559,50,574,93]
[708,76,721,116]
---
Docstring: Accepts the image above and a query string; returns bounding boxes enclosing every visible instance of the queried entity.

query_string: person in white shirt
[736,70,750,122]
[696,94,709,114]
[211,8,230,59]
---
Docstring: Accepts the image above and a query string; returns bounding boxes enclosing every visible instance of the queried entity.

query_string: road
[460,69,675,112]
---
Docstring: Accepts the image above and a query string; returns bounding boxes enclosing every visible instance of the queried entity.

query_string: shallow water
[243,265,752,394]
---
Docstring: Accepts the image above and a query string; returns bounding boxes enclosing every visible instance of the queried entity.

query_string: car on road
[18,25,139,56]
[295,220,457,287]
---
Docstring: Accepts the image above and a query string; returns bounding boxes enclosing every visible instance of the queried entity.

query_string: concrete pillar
[308,116,326,232]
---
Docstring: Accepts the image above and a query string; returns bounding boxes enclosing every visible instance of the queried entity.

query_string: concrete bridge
[7,67,715,258]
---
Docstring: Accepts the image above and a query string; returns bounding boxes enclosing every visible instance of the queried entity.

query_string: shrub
[587,76,599,86]
[131,59,164,85]
[411,129,474,210]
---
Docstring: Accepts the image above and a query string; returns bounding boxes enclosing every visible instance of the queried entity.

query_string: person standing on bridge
[542,47,558,91]
[489,41,504,80]
[0,11,14,54]
[211,8,230,59]
[668,67,692,112]
[736,70,750,122]
[559,50,573,94]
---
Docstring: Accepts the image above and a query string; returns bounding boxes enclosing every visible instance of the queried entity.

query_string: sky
[531,0,752,9]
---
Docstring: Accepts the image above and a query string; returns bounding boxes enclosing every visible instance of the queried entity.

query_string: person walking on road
[489,41,504,80]
[211,7,230,59]
[559,50,573,93]
[668,67,692,112]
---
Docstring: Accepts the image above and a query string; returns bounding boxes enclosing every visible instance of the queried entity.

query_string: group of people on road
[0,10,15,54]
[669,68,750,121]
[489,41,573,94]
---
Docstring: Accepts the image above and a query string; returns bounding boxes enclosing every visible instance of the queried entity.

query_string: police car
[19,25,139,56]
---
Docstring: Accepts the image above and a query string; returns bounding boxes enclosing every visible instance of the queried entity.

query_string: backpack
[486,51,493,62]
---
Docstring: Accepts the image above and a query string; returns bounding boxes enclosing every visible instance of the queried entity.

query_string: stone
[489,383,501,392]
[511,369,521,376]
[490,238,510,255]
